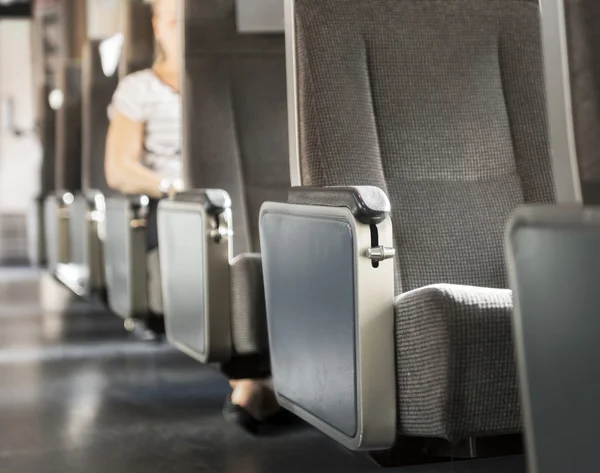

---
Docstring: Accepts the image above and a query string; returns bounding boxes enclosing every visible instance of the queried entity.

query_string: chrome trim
[260,202,397,450]
[285,0,301,186]
[365,246,396,262]
[540,0,582,203]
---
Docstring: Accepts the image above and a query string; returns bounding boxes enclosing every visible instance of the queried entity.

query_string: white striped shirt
[108,69,182,180]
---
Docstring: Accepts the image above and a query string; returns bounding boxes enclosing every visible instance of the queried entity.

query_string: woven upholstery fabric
[230,254,269,354]
[295,0,555,292]
[55,62,83,192]
[39,85,57,195]
[565,0,600,189]
[395,285,519,440]
[82,40,118,194]
[184,0,289,255]
[294,0,554,439]
[119,0,154,77]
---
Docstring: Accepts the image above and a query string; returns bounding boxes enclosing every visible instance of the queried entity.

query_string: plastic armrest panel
[104,195,148,319]
[158,190,233,363]
[260,201,396,451]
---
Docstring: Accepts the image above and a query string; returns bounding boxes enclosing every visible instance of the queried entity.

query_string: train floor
[0,267,525,473]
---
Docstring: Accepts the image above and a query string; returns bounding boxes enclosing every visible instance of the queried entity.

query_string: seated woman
[104,0,283,432]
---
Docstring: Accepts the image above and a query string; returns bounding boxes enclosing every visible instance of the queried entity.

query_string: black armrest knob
[171,189,232,215]
[288,186,391,225]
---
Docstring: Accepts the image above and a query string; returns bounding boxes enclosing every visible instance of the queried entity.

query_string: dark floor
[0,268,526,473]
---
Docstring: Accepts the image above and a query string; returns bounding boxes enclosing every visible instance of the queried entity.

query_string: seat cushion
[395,284,520,441]
[230,253,269,355]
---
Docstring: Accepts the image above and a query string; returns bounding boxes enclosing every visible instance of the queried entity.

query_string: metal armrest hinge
[365,246,396,262]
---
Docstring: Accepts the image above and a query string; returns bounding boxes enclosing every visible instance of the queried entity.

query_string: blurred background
[0,0,37,266]
[0,0,123,266]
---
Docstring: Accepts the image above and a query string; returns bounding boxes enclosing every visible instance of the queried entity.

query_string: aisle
[0,269,524,473]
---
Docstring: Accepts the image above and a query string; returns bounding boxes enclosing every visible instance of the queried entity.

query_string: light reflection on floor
[0,268,524,473]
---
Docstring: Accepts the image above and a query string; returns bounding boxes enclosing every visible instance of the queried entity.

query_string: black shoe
[222,394,298,435]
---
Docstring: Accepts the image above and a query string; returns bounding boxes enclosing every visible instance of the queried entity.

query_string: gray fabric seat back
[562,0,600,201]
[39,85,58,196]
[183,0,289,255]
[34,3,62,197]
[292,0,555,293]
[55,62,83,192]
[82,40,119,194]
[119,0,155,77]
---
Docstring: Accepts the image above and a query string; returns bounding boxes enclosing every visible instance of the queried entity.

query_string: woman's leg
[229,379,281,421]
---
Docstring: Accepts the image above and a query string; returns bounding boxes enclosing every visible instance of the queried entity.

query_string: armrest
[170,189,232,216]
[73,193,106,294]
[288,186,391,225]
[259,201,396,450]
[44,193,72,272]
[158,188,233,363]
[104,194,149,319]
[83,189,106,207]
[106,194,152,223]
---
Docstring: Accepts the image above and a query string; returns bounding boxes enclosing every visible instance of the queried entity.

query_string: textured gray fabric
[119,0,154,77]
[39,85,57,195]
[295,0,554,293]
[183,0,289,255]
[564,0,600,194]
[82,40,118,194]
[55,62,83,192]
[230,254,269,354]
[35,8,60,195]
[294,0,554,439]
[395,285,519,440]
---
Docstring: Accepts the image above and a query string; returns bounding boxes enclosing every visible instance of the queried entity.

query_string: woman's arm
[105,111,163,198]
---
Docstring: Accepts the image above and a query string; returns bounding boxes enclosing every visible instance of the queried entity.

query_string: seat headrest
[184,0,234,21]
[119,0,154,76]
[82,40,118,194]
[235,0,285,33]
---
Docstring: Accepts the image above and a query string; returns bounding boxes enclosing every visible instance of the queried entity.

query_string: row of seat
[508,1,600,472]
[34,0,153,299]
[30,0,598,467]
[129,0,548,456]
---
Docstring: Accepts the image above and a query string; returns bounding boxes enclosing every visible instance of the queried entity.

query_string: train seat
[259,0,555,453]
[67,38,119,297]
[157,0,288,373]
[103,0,159,323]
[45,61,83,282]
